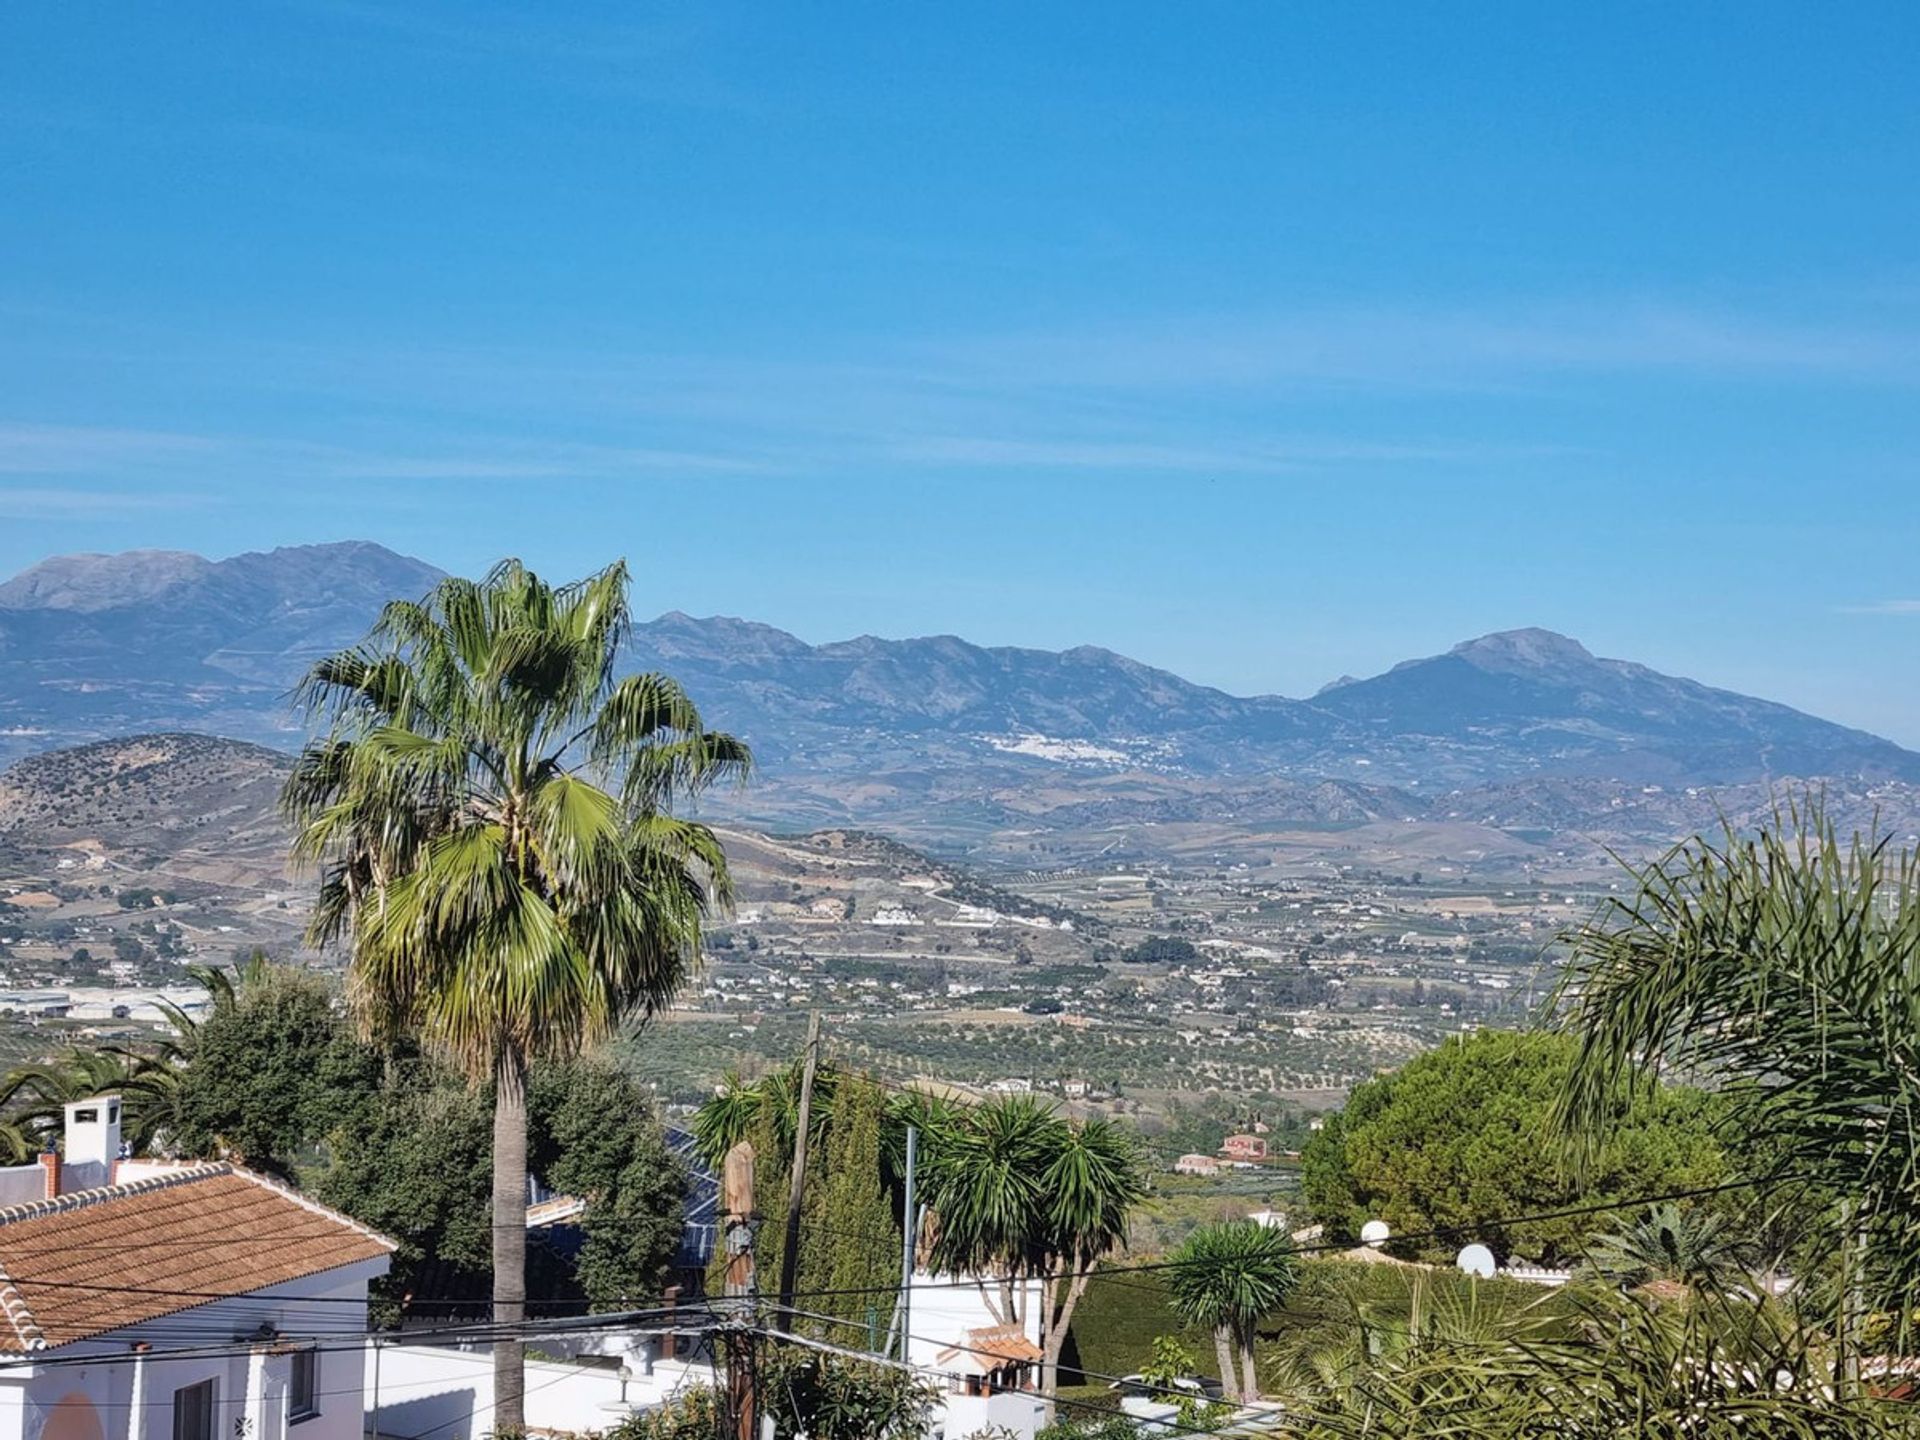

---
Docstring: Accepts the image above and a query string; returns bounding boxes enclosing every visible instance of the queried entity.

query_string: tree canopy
[1300,1029,1728,1263]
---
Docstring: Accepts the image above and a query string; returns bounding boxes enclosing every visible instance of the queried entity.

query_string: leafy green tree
[1164,1220,1299,1402]
[1300,1029,1726,1263]
[169,963,379,1177]
[607,1350,932,1440]
[317,1055,686,1319]
[317,1057,497,1314]
[285,558,747,1429]
[758,1346,936,1440]
[1140,1336,1231,1429]
[1120,936,1197,965]
[1559,810,1920,1318]
[531,1058,687,1308]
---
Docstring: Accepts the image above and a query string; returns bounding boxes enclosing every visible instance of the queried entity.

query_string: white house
[0,1097,394,1440]
[905,1273,1047,1440]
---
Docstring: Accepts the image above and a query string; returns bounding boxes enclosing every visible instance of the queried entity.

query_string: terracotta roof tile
[0,1163,394,1352]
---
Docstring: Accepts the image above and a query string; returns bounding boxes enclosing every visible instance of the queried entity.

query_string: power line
[0,1168,1798,1319]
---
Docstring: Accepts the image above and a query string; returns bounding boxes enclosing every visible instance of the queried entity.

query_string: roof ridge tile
[0,1162,231,1228]
[0,1256,45,1352]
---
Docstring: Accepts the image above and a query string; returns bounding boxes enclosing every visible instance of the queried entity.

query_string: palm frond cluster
[285,559,749,1081]
[1559,804,1920,1311]
[0,958,245,1160]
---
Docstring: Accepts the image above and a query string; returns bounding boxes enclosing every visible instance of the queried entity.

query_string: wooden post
[776,1012,823,1330]
[661,1284,680,1363]
[723,1140,758,1440]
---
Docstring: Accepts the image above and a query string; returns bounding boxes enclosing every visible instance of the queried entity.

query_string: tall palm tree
[1558,808,1920,1318]
[283,558,748,1431]
[1165,1219,1299,1403]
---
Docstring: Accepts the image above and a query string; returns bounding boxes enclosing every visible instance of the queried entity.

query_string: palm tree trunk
[1238,1321,1259,1404]
[1214,1326,1239,1404]
[1041,1269,1092,1398]
[492,1047,529,1434]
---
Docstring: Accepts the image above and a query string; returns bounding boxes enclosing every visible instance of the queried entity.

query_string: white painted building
[904,1273,1046,1440]
[0,1099,393,1440]
[366,1342,714,1440]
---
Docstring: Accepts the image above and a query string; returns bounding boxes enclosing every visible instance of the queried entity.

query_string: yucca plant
[1285,1285,1915,1439]
[1582,1202,1753,1291]
[283,558,747,1430]
[1556,804,1920,1336]
[917,1093,1146,1396]
[1164,1219,1300,1402]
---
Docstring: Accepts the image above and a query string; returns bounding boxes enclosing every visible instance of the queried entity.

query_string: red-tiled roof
[0,1163,394,1352]
[936,1323,1044,1372]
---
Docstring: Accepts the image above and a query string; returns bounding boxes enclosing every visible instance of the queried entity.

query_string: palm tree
[1287,1285,1904,1440]
[1032,1115,1144,1396]
[917,1094,1144,1398]
[283,558,747,1431]
[920,1093,1054,1324]
[1165,1220,1299,1403]
[1583,1203,1750,1292]
[1557,807,1920,1318]
[0,1047,175,1154]
[1271,1267,1551,1410]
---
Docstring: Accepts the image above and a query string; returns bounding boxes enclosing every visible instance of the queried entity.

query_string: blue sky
[3,3,1918,741]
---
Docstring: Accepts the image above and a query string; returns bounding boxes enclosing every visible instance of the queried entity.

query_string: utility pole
[776,1011,823,1331]
[722,1139,758,1440]
[897,1125,918,1363]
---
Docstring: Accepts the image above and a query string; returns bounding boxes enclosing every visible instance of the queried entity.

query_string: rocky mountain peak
[0,549,214,612]
[1449,628,1597,674]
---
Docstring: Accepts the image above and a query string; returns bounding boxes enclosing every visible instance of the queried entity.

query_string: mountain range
[0,542,1914,856]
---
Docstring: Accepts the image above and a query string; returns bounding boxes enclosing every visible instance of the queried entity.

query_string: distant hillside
[0,733,1043,919]
[1,544,1915,817]
[0,542,445,758]
[0,733,293,862]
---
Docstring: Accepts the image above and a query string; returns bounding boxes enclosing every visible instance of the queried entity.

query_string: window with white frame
[289,1347,319,1423]
[173,1378,216,1440]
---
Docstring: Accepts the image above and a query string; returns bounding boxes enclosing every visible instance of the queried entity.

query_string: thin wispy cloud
[888,434,1575,473]
[0,486,207,520]
[0,423,220,474]
[931,302,1920,394]
[1839,599,1920,615]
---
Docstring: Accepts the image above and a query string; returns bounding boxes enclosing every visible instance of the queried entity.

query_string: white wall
[935,1391,1048,1440]
[904,1274,1046,1440]
[368,1345,716,1440]
[903,1272,1042,1375]
[0,1165,46,1208]
[0,1260,386,1440]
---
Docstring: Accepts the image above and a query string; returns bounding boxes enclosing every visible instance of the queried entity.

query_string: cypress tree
[803,1073,900,1335]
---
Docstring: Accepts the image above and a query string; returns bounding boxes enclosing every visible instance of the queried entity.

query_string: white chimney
[61,1094,122,1194]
